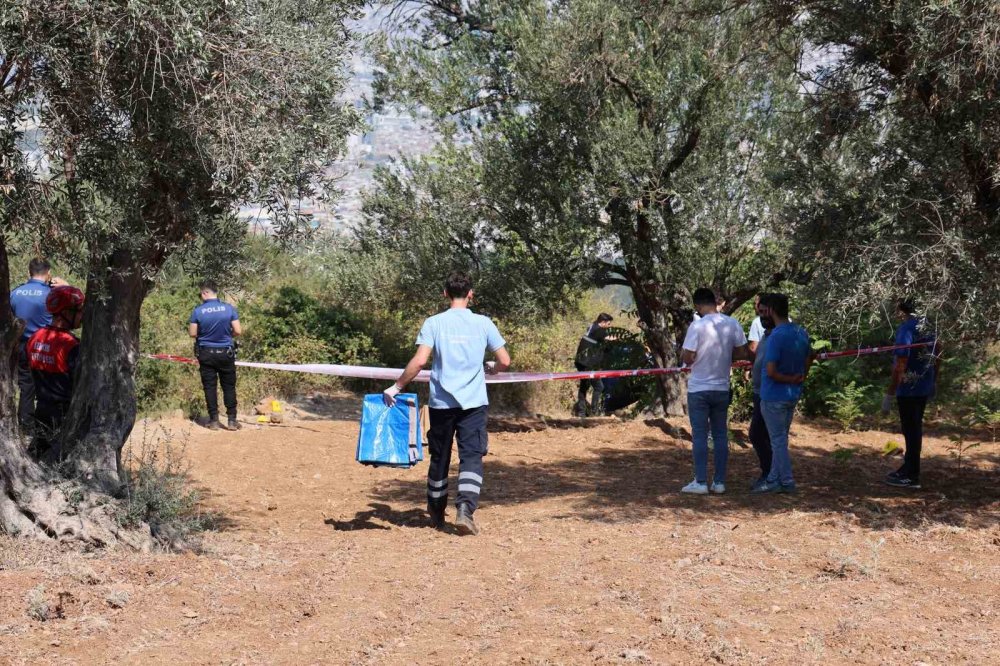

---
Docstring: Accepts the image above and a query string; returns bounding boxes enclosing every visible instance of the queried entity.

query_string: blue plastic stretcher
[355,394,424,468]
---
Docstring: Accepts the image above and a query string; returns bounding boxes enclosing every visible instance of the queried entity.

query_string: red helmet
[46,285,85,315]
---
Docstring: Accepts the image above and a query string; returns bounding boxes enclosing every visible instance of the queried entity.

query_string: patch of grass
[106,590,130,609]
[118,424,221,549]
[831,446,856,463]
[25,586,50,622]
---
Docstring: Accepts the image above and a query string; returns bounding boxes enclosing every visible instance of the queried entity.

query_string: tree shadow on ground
[368,434,999,532]
[489,415,623,433]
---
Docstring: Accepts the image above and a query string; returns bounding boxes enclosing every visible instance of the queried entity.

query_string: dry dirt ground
[2,394,999,665]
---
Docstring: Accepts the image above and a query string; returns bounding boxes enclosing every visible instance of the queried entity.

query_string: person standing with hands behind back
[882,298,941,489]
[383,272,510,536]
[189,280,242,431]
[752,293,813,494]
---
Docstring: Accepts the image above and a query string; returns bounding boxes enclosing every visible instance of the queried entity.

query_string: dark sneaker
[751,479,780,494]
[227,418,242,431]
[454,504,479,536]
[427,503,446,529]
[749,476,767,491]
[777,483,798,494]
[886,467,907,481]
[206,420,222,431]
[885,476,921,489]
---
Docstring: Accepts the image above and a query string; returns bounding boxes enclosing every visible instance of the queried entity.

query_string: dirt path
[2,396,999,665]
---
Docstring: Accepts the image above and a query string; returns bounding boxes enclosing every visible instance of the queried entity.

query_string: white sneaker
[681,480,709,495]
[710,482,726,494]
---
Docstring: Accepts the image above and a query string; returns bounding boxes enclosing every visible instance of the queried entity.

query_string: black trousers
[30,399,68,463]
[426,406,488,513]
[897,396,927,481]
[197,346,237,420]
[575,362,604,414]
[748,393,772,477]
[16,341,36,431]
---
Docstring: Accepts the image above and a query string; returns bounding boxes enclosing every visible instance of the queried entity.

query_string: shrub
[117,425,218,548]
[825,380,867,432]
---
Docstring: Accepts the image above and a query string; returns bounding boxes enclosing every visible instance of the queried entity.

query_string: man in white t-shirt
[679,287,750,495]
[747,294,765,353]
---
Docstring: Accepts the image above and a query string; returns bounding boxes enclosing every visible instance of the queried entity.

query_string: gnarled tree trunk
[60,248,153,494]
[0,233,150,547]
[610,203,692,416]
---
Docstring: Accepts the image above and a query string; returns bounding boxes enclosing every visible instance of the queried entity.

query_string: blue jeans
[761,400,797,486]
[688,390,730,484]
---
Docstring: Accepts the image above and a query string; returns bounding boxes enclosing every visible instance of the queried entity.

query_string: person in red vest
[26,286,84,462]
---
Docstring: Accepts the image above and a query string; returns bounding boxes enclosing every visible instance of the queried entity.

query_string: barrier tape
[146,342,933,384]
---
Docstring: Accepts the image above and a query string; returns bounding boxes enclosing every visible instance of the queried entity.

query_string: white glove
[881,394,894,414]
[383,384,401,407]
[484,361,498,375]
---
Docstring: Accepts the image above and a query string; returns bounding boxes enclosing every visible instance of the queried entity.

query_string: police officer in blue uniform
[189,280,242,430]
[9,258,68,432]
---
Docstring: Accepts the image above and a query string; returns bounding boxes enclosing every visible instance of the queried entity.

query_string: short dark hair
[897,298,918,315]
[29,258,50,277]
[444,272,473,299]
[768,293,790,318]
[199,280,219,294]
[596,313,614,323]
[692,288,716,306]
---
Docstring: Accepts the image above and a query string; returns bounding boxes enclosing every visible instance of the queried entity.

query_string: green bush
[825,380,867,431]
[117,426,217,548]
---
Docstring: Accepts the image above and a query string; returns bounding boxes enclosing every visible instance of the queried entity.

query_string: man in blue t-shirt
[752,293,814,494]
[881,298,941,489]
[9,258,68,431]
[189,280,242,431]
[384,272,511,536]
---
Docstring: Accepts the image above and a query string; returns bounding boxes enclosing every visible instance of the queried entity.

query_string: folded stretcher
[356,393,424,468]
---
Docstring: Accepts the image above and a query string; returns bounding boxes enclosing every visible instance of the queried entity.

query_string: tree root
[0,479,152,550]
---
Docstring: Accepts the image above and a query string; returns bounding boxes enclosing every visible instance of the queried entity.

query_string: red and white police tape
[146,342,933,384]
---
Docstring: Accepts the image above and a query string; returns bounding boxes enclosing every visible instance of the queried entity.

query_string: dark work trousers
[30,399,68,464]
[197,346,238,420]
[16,341,36,432]
[575,362,604,415]
[748,393,772,477]
[426,406,488,514]
[897,396,928,481]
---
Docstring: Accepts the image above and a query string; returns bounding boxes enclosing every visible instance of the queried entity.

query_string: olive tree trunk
[0,234,150,547]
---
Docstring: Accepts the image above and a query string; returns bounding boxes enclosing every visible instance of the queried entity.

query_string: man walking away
[748,293,775,487]
[753,293,813,494]
[384,272,510,536]
[574,313,615,416]
[882,298,941,489]
[10,258,68,432]
[680,288,750,495]
[189,280,242,431]
[26,286,84,462]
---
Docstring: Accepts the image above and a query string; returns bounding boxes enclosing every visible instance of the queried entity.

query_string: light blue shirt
[416,308,506,409]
